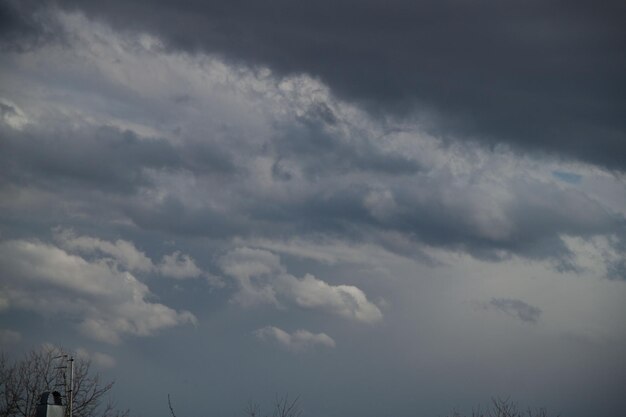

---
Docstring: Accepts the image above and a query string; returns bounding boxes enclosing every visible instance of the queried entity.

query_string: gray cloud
[75,347,117,369]
[0,123,233,194]
[42,0,626,170]
[1,9,625,417]
[489,297,542,324]
[0,0,62,52]
[1,12,623,272]
[272,115,421,178]
[0,329,21,346]
[607,258,626,281]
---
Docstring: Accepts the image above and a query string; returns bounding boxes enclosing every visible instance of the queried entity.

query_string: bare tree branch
[0,347,126,417]
[167,394,177,417]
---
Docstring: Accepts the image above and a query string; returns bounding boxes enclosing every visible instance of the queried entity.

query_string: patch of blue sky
[552,170,582,184]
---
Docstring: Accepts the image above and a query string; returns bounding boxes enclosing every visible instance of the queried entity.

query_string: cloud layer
[9,0,622,169]
[0,10,623,276]
[0,5,625,417]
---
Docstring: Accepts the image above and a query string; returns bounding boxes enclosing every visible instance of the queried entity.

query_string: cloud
[277,274,383,323]
[489,298,542,324]
[0,0,62,52]
[0,124,200,194]
[158,251,203,279]
[0,239,197,344]
[75,347,117,368]
[37,0,626,170]
[53,228,206,280]
[54,228,154,272]
[219,247,382,323]
[0,9,623,274]
[561,234,626,281]
[0,98,29,130]
[0,329,22,346]
[0,7,624,416]
[254,326,336,352]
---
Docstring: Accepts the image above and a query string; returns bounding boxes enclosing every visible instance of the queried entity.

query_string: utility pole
[53,354,74,417]
[68,356,74,417]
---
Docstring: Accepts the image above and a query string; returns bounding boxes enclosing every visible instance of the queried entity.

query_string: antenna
[52,354,74,417]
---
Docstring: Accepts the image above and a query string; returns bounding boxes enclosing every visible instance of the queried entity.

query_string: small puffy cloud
[75,347,117,368]
[218,247,284,307]
[0,329,22,346]
[364,188,398,221]
[489,298,542,324]
[0,98,29,130]
[254,326,335,352]
[220,247,284,281]
[219,247,382,323]
[0,239,197,344]
[277,274,383,323]
[158,251,203,279]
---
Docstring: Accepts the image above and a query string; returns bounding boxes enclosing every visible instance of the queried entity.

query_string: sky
[0,1,625,416]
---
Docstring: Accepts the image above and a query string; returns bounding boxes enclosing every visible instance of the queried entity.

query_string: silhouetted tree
[244,394,302,417]
[0,346,127,417]
[168,393,302,417]
[446,398,559,417]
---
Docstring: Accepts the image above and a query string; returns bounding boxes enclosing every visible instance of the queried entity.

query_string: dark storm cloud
[3,119,620,268]
[123,195,250,238]
[44,0,626,170]
[119,161,625,267]
[272,111,421,177]
[606,239,626,281]
[0,6,624,273]
[489,297,542,324]
[0,102,17,118]
[0,0,62,51]
[0,124,233,193]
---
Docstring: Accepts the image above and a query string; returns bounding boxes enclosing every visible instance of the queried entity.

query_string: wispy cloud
[489,298,542,324]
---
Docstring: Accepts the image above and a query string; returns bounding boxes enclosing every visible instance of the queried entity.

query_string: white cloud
[254,326,336,352]
[277,274,383,323]
[158,251,203,279]
[54,228,207,281]
[54,228,154,272]
[219,247,382,323]
[0,239,197,344]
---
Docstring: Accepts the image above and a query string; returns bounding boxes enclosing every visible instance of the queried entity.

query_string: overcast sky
[1,1,625,416]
